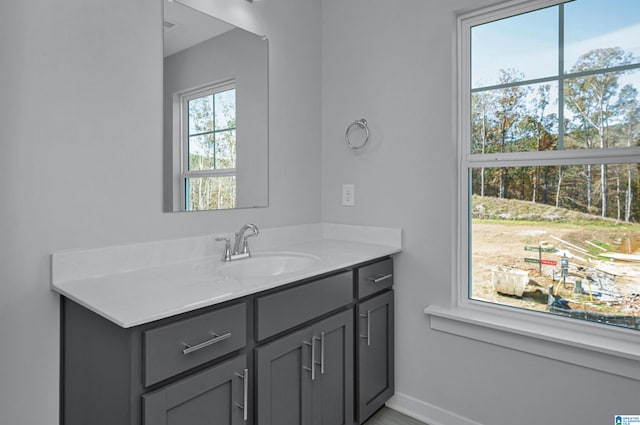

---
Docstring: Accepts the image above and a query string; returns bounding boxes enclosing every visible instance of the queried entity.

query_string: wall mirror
[163,0,269,212]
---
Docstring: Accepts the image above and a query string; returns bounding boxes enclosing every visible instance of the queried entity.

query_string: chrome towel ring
[345,119,369,150]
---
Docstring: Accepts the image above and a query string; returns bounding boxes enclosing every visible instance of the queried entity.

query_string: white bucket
[491,266,529,297]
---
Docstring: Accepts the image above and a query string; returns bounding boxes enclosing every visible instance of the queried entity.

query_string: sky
[471,0,640,89]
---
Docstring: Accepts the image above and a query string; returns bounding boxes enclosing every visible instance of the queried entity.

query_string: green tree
[565,47,635,217]
[615,84,640,221]
[519,84,556,202]
[471,91,495,196]
[493,69,530,198]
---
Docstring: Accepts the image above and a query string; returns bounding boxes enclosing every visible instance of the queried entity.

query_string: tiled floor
[364,407,429,425]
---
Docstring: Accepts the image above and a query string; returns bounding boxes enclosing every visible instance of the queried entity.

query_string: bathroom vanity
[53,224,400,425]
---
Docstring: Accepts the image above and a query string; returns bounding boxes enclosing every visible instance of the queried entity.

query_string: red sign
[540,259,557,266]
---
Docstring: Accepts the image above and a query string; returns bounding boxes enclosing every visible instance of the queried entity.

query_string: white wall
[0,0,320,423]
[320,0,639,424]
[3,0,638,423]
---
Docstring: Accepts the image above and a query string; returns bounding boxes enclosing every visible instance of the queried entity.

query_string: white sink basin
[218,252,319,279]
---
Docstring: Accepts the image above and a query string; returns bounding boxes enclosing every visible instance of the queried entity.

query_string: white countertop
[51,223,401,328]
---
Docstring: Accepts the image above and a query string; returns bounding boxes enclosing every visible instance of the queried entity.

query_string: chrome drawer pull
[182,331,231,355]
[366,273,392,284]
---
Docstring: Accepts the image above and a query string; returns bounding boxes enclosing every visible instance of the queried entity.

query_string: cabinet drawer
[255,271,353,341]
[143,303,246,386]
[357,258,393,299]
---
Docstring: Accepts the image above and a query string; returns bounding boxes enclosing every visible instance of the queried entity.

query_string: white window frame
[179,80,237,211]
[425,0,640,378]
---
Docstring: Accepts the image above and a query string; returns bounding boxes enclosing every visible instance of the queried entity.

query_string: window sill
[424,304,640,380]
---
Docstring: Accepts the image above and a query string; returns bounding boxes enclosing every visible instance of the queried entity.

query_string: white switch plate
[342,184,355,206]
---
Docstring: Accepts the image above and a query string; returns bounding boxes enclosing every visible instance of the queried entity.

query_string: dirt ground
[472,221,640,316]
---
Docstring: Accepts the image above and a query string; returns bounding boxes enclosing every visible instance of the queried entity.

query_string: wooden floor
[364,407,429,425]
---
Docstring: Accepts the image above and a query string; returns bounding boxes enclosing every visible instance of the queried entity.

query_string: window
[181,82,237,211]
[461,0,640,330]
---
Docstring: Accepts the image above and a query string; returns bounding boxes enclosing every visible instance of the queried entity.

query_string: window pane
[564,69,640,149]
[471,6,558,89]
[565,0,640,74]
[188,134,215,171]
[471,82,559,154]
[188,95,214,135]
[470,164,640,330]
[185,176,236,211]
[215,130,236,169]
[215,88,236,130]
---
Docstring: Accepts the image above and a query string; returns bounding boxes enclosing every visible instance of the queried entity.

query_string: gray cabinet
[255,271,352,341]
[62,257,394,425]
[143,354,248,425]
[357,290,394,423]
[256,309,354,425]
[356,258,394,299]
[255,327,313,425]
[312,310,354,425]
[143,303,247,386]
[62,299,249,425]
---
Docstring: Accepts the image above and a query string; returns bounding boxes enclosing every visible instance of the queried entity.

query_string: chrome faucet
[215,223,259,262]
[233,223,259,257]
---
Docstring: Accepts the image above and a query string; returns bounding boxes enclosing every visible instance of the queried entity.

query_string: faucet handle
[215,237,232,262]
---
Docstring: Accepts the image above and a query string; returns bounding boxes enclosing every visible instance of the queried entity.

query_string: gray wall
[320,0,639,424]
[0,0,320,423]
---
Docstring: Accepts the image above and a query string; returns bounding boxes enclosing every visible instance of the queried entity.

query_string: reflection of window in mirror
[180,81,237,211]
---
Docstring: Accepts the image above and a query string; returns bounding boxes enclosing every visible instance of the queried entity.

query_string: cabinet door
[143,354,248,425]
[312,309,354,425]
[357,290,394,423]
[255,327,314,425]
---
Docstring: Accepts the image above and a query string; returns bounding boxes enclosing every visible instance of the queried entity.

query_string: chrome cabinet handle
[181,332,231,355]
[234,368,249,421]
[366,310,371,346]
[359,313,371,346]
[320,333,325,375]
[312,336,322,379]
[304,337,322,379]
[303,340,315,380]
[366,273,393,284]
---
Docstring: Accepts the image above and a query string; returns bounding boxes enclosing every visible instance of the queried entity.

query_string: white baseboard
[385,392,484,425]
